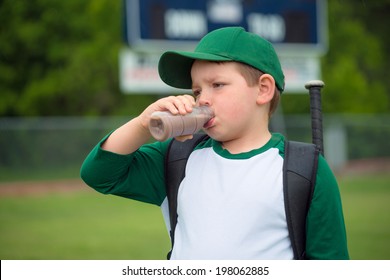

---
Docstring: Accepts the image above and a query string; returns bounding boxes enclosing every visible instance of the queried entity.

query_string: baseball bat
[305,80,325,156]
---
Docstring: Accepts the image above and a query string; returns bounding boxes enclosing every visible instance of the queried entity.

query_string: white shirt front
[166,144,293,260]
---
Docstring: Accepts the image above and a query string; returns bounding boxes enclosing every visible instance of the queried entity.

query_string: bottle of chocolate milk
[149,106,213,141]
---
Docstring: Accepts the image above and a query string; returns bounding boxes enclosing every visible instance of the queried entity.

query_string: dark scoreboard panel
[124,0,327,54]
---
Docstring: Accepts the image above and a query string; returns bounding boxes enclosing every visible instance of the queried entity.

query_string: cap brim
[158,51,232,89]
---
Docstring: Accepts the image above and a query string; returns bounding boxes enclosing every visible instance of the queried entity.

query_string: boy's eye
[193,89,201,97]
[213,83,224,88]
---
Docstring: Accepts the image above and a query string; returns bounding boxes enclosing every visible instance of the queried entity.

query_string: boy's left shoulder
[315,155,340,192]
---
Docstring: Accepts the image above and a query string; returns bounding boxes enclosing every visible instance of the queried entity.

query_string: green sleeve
[305,155,350,259]
[80,134,171,206]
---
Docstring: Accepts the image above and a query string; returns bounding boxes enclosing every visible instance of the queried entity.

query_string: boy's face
[191,60,266,143]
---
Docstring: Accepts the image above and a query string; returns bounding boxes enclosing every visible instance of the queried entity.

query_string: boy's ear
[256,74,276,105]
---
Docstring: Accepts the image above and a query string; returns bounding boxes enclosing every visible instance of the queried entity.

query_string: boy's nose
[197,91,211,106]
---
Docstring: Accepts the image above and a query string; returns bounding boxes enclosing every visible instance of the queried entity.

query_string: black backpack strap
[164,133,209,259]
[283,140,319,260]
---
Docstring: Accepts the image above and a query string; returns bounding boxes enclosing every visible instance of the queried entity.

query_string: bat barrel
[305,80,325,156]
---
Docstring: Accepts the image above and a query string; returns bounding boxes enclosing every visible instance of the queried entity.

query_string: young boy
[81,27,349,260]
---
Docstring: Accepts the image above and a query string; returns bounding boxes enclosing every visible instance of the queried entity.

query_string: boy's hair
[235,62,280,117]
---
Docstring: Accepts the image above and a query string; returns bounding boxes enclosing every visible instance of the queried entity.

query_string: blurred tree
[0,0,123,116]
[281,0,390,114]
[321,0,389,113]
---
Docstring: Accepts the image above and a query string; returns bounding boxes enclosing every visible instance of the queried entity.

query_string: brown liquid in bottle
[149,106,213,141]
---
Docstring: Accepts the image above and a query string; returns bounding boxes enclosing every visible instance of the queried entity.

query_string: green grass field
[338,173,390,260]
[0,190,170,259]
[0,173,389,260]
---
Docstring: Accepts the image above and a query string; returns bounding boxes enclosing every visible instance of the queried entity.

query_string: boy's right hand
[138,95,196,130]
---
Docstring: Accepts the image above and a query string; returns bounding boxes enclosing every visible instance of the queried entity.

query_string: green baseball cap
[158,26,285,92]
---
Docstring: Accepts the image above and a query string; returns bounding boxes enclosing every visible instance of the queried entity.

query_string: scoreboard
[124,0,327,54]
[121,0,327,93]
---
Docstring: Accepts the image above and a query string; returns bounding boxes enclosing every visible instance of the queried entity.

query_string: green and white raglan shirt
[81,133,349,260]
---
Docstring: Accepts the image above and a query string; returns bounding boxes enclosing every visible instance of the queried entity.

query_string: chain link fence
[1,114,389,181]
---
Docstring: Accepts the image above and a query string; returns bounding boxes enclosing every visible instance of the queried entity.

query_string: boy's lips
[203,117,214,129]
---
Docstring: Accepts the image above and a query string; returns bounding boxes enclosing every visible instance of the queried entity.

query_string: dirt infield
[0,178,91,197]
[336,158,390,175]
